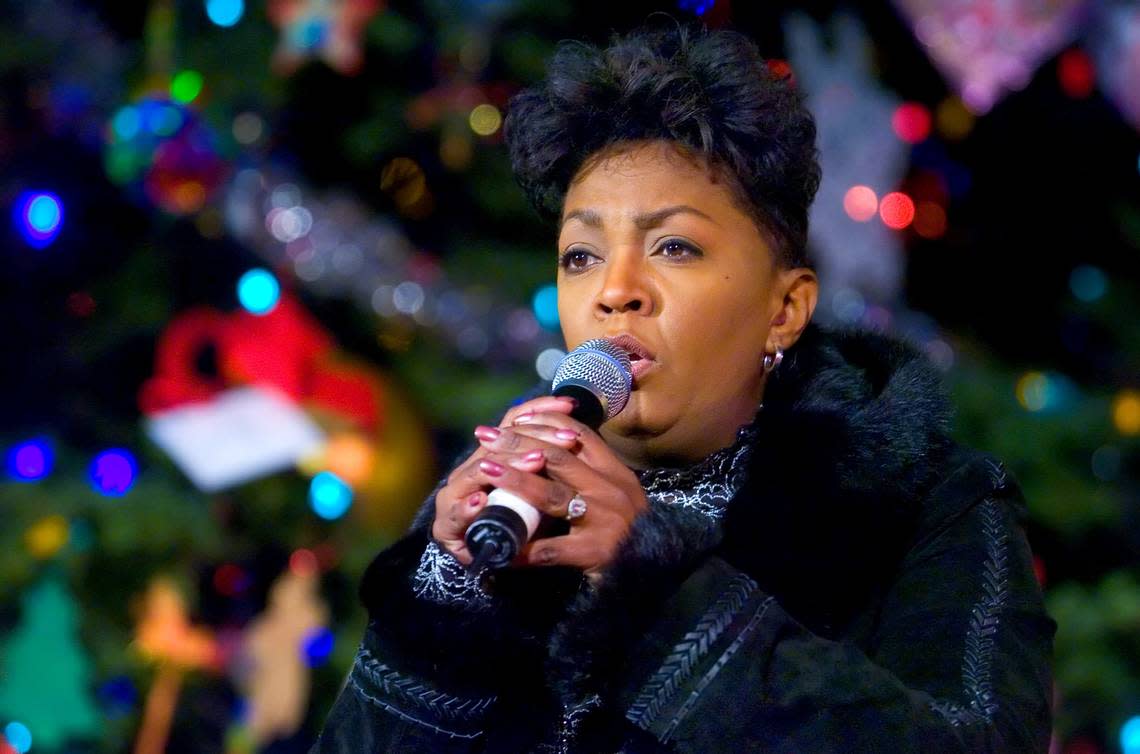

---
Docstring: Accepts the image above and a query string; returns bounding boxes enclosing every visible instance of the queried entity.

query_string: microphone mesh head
[552,338,632,420]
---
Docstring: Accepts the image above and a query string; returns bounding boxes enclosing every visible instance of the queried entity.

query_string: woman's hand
[431,395,582,565]
[469,409,650,580]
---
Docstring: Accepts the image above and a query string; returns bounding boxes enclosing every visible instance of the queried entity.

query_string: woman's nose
[596,252,653,316]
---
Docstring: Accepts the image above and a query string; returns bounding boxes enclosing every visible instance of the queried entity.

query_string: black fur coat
[311,323,1055,753]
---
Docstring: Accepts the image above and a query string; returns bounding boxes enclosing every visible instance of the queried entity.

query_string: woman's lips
[629,356,655,383]
[603,334,656,386]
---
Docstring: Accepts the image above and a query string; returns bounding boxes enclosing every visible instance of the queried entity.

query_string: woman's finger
[519,532,607,572]
[509,411,623,472]
[471,455,577,518]
[498,395,576,428]
[434,451,548,541]
[431,489,489,564]
[473,423,581,454]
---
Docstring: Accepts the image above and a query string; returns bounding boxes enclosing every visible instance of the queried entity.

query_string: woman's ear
[768,267,818,351]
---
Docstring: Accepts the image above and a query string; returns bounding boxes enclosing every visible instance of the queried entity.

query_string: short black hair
[504,18,821,268]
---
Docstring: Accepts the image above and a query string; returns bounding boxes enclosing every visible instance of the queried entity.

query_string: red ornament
[1057,48,1096,99]
[138,308,230,413]
[140,293,383,431]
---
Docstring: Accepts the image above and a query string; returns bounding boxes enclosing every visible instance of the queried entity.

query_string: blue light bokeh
[303,627,336,667]
[15,191,64,248]
[4,722,32,754]
[532,284,559,330]
[7,439,53,481]
[205,0,244,27]
[1122,716,1140,754]
[238,268,281,315]
[309,472,352,520]
[90,449,138,497]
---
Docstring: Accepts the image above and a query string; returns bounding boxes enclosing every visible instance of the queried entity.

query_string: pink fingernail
[555,429,579,441]
[522,449,544,462]
[468,493,482,507]
[473,425,500,442]
[479,459,504,477]
[514,411,534,424]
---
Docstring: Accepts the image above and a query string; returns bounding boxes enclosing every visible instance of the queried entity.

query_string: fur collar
[545,322,957,710]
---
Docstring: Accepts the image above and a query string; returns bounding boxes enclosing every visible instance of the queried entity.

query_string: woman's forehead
[564,144,735,218]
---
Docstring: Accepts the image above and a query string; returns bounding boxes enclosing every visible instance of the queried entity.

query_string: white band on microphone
[486,488,542,539]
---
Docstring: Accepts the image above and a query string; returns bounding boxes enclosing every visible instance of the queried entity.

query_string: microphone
[463,338,632,571]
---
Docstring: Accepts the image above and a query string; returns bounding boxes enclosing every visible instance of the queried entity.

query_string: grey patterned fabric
[636,408,761,519]
[411,540,492,610]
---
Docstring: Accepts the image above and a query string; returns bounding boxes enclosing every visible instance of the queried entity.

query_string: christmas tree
[1,1,1137,752]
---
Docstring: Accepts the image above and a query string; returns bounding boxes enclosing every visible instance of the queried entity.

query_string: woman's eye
[656,239,701,259]
[559,249,597,271]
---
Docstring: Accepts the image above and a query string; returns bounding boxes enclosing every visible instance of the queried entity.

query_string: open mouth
[604,334,655,383]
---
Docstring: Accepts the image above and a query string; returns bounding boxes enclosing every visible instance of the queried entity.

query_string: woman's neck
[603,400,764,470]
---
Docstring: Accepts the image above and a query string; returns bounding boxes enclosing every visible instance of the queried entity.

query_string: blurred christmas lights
[1016,371,1077,414]
[206,0,245,27]
[309,471,352,519]
[323,433,374,486]
[468,104,502,136]
[15,191,64,248]
[677,0,714,15]
[913,202,947,239]
[879,192,915,230]
[302,627,335,667]
[238,268,281,315]
[891,102,931,143]
[1113,391,1140,435]
[89,449,138,496]
[170,70,204,104]
[532,284,559,330]
[1091,445,1121,482]
[289,548,320,577]
[66,292,97,318]
[2,723,31,754]
[25,515,69,559]
[935,96,975,140]
[842,185,878,222]
[1058,49,1096,99]
[1070,265,1108,302]
[105,97,226,215]
[214,564,251,596]
[7,440,53,481]
[97,676,138,718]
[232,112,265,145]
[1122,716,1140,754]
[535,348,564,381]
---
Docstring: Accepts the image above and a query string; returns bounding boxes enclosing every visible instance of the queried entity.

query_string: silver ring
[566,495,588,521]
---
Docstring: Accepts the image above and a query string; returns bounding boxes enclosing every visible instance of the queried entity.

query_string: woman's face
[557,140,812,467]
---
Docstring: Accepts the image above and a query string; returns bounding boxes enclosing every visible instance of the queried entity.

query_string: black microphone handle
[552,383,606,431]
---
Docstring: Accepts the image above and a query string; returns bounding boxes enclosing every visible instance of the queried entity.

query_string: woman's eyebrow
[560,205,718,231]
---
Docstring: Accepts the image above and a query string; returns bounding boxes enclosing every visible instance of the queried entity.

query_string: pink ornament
[893,0,1087,113]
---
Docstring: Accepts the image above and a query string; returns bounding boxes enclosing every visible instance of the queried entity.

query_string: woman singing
[312,19,1054,753]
